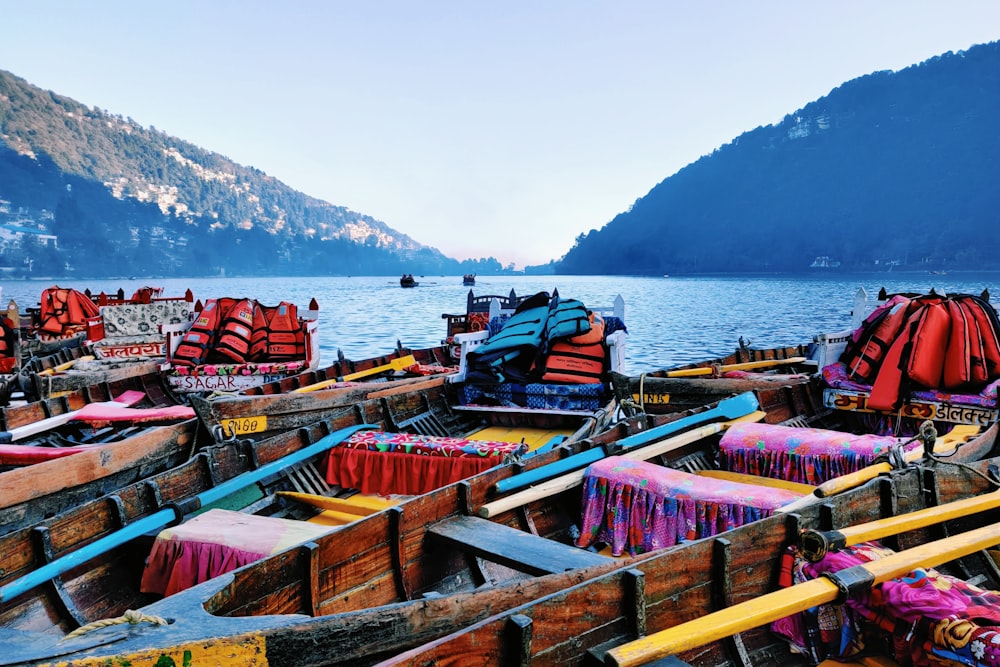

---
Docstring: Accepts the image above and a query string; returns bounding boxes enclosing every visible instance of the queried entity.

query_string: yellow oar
[293,355,417,392]
[777,424,982,514]
[799,486,1000,561]
[605,519,1000,667]
[664,356,807,378]
[36,355,96,376]
[477,411,765,518]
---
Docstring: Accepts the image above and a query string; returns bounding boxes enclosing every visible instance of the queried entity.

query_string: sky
[2,2,999,268]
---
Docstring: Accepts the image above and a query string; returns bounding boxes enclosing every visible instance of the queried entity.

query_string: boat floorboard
[427,515,611,575]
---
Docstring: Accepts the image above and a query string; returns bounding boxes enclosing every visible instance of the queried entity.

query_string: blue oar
[493,391,760,496]
[0,424,375,603]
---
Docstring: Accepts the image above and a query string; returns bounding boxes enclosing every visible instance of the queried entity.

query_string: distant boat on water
[400,274,418,288]
[462,273,476,286]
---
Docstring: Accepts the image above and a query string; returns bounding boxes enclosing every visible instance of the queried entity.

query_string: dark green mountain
[0,70,506,278]
[554,41,1000,275]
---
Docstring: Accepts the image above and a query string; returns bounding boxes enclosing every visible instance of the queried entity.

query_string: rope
[61,609,168,641]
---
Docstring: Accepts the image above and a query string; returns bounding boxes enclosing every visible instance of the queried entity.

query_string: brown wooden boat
[3,375,994,667]
[377,428,1000,667]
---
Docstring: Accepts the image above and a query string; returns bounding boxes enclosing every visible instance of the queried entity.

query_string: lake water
[3,273,998,374]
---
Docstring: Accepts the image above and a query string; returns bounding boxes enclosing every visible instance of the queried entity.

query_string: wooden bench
[427,515,611,575]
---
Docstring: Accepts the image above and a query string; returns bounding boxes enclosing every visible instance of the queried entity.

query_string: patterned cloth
[100,301,192,337]
[338,430,528,458]
[772,542,1000,666]
[576,456,801,556]
[167,360,308,376]
[326,431,528,495]
[719,422,917,485]
[459,382,605,411]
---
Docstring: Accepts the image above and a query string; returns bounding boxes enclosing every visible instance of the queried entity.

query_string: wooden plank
[427,515,610,575]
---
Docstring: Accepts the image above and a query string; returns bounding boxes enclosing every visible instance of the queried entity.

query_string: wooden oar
[776,423,984,514]
[292,355,417,392]
[799,487,1000,561]
[492,391,761,496]
[0,423,375,603]
[604,520,1000,667]
[479,411,765,518]
[0,390,146,443]
[663,356,808,378]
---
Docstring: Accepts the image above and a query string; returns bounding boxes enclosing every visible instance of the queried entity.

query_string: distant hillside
[555,41,1000,275]
[0,70,505,278]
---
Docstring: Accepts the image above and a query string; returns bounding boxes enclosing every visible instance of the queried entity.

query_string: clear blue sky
[3,2,998,268]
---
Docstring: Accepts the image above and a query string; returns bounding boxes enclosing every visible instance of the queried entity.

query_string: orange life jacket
[540,312,606,384]
[38,287,99,335]
[172,297,233,366]
[213,299,256,363]
[840,295,913,383]
[262,302,304,360]
[249,301,270,361]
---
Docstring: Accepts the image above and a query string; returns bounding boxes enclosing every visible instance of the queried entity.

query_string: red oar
[0,391,152,443]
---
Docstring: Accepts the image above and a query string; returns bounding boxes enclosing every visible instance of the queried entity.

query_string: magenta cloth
[823,361,1000,407]
[325,430,528,495]
[140,509,331,596]
[719,422,917,485]
[772,541,1000,666]
[576,456,801,556]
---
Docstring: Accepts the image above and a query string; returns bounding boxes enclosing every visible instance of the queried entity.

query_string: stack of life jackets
[465,291,609,385]
[36,286,100,339]
[172,298,305,366]
[0,317,16,373]
[839,292,1000,411]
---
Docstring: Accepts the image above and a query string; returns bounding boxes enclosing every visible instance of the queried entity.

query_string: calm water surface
[3,273,998,374]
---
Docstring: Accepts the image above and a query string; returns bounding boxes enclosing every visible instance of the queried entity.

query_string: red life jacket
[943,299,973,389]
[0,319,15,373]
[249,301,270,361]
[540,312,606,384]
[962,294,1000,379]
[213,299,256,363]
[840,295,913,383]
[263,302,304,360]
[904,300,950,388]
[172,297,233,366]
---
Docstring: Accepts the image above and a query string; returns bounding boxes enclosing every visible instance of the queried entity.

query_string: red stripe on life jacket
[212,299,255,363]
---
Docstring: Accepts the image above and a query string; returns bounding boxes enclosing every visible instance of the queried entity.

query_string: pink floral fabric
[719,422,917,485]
[576,456,801,556]
[773,541,1000,666]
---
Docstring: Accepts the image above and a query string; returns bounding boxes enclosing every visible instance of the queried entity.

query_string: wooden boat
[377,428,1000,667]
[192,291,626,440]
[158,297,321,394]
[400,274,419,287]
[611,342,817,416]
[3,374,993,666]
[463,273,476,286]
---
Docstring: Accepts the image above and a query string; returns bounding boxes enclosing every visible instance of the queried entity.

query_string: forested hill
[555,41,1000,276]
[0,71,505,278]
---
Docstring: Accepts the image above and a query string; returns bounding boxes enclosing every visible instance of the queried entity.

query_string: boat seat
[577,456,803,556]
[427,515,611,575]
